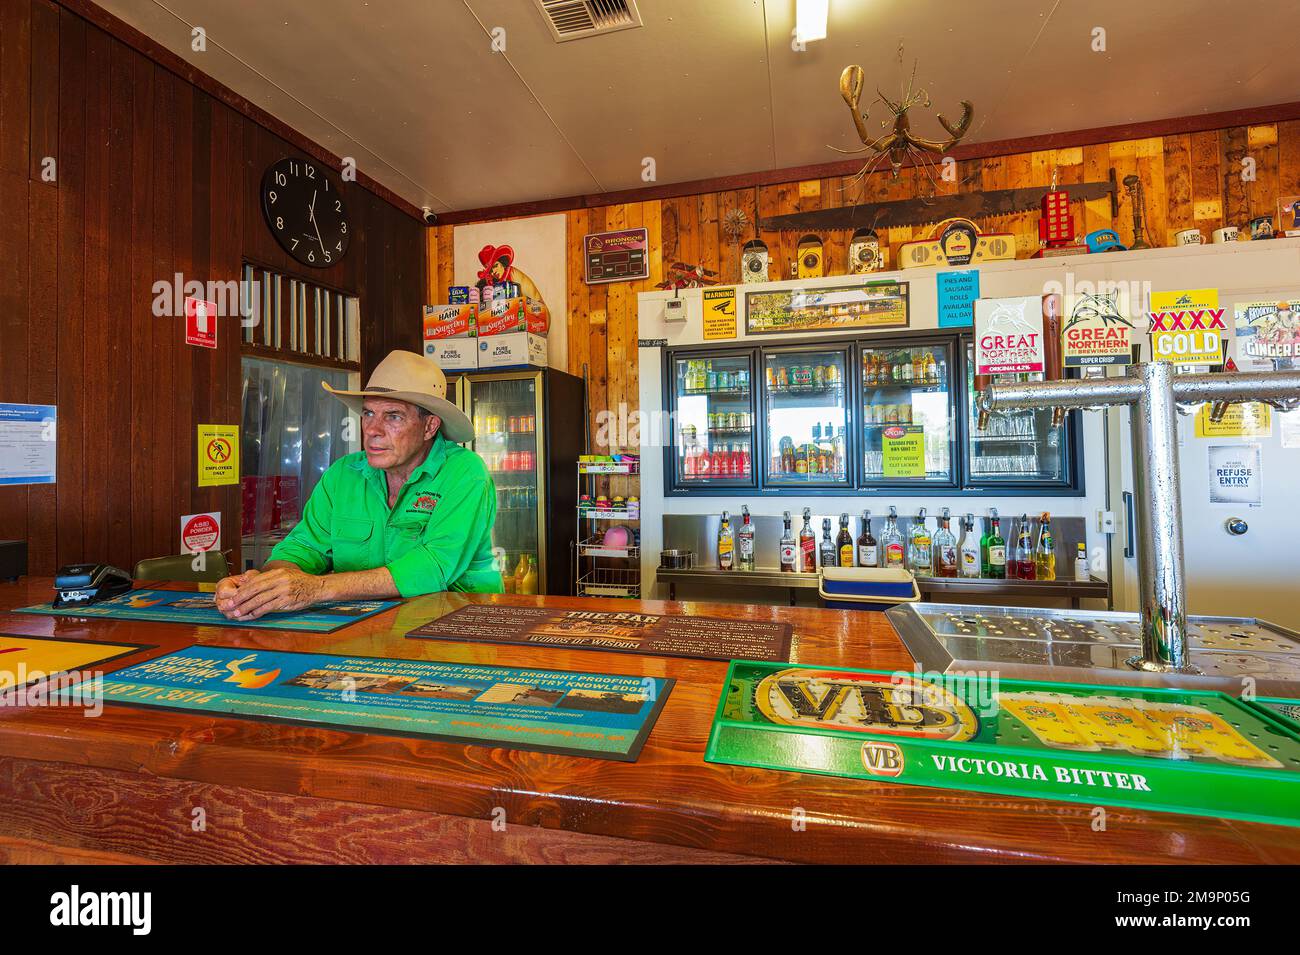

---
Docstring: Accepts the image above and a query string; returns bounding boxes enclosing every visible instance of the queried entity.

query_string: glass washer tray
[886,602,1300,698]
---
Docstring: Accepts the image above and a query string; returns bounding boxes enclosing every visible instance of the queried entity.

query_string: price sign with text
[882,425,926,478]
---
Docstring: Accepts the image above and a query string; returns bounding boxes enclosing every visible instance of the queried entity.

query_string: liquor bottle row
[774,425,846,477]
[474,413,537,435]
[765,361,842,392]
[498,551,539,595]
[715,506,1088,581]
[680,439,752,478]
[863,349,943,387]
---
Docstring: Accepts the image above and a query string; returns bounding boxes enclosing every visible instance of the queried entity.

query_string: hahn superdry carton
[422,303,478,339]
[705,661,1300,827]
[478,297,549,337]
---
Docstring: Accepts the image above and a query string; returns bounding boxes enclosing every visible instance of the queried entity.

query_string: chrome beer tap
[977,363,1300,673]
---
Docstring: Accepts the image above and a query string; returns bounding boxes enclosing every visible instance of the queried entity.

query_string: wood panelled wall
[427,122,1300,450]
[0,0,426,576]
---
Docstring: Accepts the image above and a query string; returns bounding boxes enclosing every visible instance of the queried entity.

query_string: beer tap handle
[975,372,994,430]
[1042,292,1067,427]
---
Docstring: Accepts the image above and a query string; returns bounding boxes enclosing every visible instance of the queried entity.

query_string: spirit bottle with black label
[819,518,836,570]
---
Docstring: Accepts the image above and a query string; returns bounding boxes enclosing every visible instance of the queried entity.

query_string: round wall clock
[260,157,351,268]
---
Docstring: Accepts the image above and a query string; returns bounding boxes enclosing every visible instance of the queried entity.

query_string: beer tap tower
[976,357,1300,674]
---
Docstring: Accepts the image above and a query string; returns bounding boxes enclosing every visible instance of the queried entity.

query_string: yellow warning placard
[197,423,240,487]
[1195,402,1272,438]
[702,287,737,340]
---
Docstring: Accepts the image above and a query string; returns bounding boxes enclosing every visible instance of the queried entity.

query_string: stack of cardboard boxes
[423,295,548,372]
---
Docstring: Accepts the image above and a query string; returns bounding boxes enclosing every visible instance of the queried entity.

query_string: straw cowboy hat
[322,350,474,443]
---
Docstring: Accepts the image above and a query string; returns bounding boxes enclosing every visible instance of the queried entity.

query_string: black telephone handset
[52,563,135,608]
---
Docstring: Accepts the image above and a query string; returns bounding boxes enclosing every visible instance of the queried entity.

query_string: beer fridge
[448,368,585,595]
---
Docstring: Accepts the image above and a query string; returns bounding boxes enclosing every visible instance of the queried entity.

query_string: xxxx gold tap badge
[753,668,978,741]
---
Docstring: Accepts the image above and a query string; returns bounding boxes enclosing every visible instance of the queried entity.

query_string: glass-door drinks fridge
[961,340,1079,489]
[859,338,957,487]
[663,331,1082,495]
[762,344,851,488]
[669,350,758,488]
[458,368,584,594]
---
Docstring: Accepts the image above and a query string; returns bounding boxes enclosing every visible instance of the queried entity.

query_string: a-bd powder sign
[180,512,221,554]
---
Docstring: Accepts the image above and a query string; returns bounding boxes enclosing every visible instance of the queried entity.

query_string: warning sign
[180,512,221,553]
[702,287,737,340]
[197,424,239,487]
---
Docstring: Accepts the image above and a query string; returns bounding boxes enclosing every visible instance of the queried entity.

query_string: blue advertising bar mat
[56,644,675,761]
[15,589,400,633]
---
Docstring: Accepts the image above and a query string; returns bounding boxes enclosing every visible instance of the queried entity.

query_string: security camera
[422,206,437,225]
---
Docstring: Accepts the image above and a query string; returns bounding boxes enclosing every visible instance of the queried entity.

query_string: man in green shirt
[215,350,503,621]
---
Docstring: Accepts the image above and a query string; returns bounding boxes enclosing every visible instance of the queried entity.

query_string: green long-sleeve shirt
[268,435,504,597]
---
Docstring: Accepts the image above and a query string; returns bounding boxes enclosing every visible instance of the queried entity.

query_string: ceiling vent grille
[534,0,642,42]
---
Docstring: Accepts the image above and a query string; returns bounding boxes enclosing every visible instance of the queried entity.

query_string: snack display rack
[574,457,641,598]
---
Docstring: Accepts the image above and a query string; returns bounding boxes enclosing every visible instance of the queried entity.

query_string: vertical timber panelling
[0,0,426,575]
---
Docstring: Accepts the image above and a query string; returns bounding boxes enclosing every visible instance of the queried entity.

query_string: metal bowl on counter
[659,549,696,570]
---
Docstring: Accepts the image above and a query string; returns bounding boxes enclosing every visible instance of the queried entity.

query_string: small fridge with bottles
[452,367,585,595]
[666,348,759,491]
[857,336,960,489]
[958,338,1081,491]
[761,343,853,489]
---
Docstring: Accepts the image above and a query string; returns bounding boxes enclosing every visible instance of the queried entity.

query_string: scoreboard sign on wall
[584,227,649,284]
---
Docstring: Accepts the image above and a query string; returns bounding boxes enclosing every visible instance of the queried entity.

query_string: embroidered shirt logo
[409,493,440,513]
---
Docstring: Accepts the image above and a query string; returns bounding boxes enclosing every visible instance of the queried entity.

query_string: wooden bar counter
[1,578,1297,865]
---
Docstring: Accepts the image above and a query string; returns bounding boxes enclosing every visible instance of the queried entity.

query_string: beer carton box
[425,337,478,371]
[477,297,549,337]
[477,332,546,370]
[422,303,477,339]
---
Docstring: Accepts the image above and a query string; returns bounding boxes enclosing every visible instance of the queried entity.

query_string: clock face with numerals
[260,157,351,268]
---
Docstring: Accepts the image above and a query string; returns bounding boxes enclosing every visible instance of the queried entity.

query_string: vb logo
[861,741,904,777]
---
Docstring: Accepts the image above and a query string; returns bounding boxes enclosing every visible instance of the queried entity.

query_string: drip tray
[885,602,1300,698]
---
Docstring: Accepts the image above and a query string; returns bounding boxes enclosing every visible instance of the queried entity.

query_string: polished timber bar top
[0,579,1297,864]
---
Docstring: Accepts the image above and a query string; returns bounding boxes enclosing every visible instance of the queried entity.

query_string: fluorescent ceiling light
[795,0,829,43]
